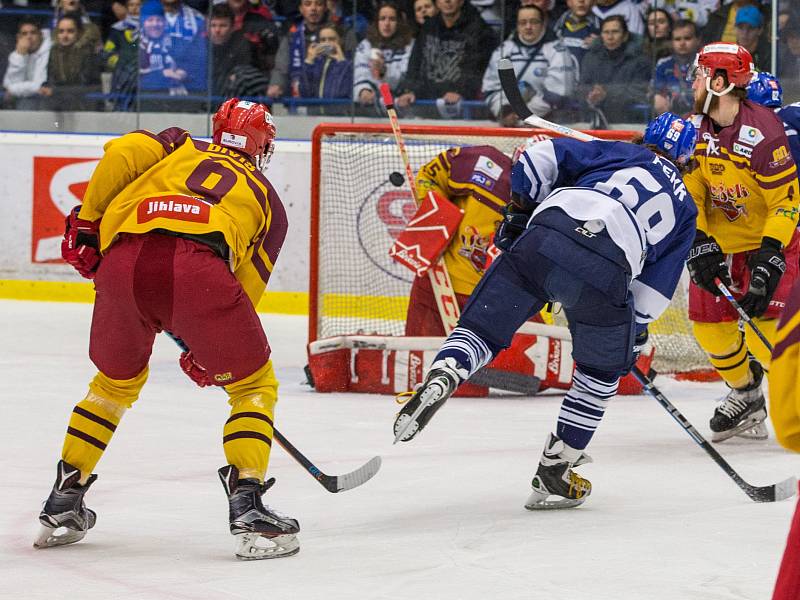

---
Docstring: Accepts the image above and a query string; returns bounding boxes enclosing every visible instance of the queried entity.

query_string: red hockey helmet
[212,98,277,169]
[696,42,754,87]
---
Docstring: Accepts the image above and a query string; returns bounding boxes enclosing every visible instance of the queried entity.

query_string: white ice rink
[1,299,798,600]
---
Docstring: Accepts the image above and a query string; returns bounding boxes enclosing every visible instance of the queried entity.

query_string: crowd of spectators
[0,0,797,125]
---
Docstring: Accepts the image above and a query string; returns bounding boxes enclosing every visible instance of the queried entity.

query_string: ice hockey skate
[218,465,300,560]
[393,360,461,443]
[525,434,593,510]
[34,460,97,549]
[710,361,768,442]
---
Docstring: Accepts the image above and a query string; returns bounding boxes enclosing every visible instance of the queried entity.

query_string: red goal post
[309,122,713,379]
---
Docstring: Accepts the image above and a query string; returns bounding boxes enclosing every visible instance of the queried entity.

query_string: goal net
[310,123,712,377]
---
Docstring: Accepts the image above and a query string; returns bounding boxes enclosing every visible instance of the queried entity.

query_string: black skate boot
[393,360,462,443]
[710,361,768,442]
[218,465,300,560]
[525,434,592,510]
[34,460,97,549]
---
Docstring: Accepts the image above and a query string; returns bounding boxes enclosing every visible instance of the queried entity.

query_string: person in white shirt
[592,0,644,36]
[3,18,52,110]
[482,4,578,126]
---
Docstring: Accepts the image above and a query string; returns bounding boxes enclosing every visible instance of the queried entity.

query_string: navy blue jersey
[511,138,697,327]
[777,103,800,168]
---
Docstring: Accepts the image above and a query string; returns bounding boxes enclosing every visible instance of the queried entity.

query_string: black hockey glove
[738,237,786,318]
[495,202,533,252]
[686,231,731,296]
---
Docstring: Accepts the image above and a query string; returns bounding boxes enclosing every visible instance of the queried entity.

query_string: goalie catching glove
[739,237,786,318]
[61,206,101,279]
[686,231,731,296]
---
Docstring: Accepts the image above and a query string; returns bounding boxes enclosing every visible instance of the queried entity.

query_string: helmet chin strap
[702,76,735,114]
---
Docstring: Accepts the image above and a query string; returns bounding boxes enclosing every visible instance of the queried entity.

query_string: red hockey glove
[61,205,101,279]
[179,351,214,387]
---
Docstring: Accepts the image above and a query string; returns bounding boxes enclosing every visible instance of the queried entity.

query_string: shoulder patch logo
[475,155,504,180]
[732,143,753,158]
[703,133,720,156]
[737,125,764,146]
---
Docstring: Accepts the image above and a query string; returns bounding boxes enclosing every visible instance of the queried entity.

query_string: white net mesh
[312,125,712,376]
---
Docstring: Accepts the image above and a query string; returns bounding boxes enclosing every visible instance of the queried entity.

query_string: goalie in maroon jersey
[402,144,512,336]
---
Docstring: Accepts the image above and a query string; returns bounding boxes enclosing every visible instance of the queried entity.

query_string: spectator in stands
[268,0,357,99]
[42,13,102,110]
[2,18,52,110]
[580,14,650,125]
[210,4,271,99]
[327,0,369,39]
[734,4,770,70]
[354,0,414,114]
[643,7,672,63]
[482,4,577,126]
[227,0,282,71]
[650,18,699,117]
[471,0,502,32]
[640,0,716,29]
[139,1,188,95]
[396,0,497,118]
[592,0,643,36]
[157,0,207,93]
[412,0,438,32]
[779,16,800,92]
[55,0,103,51]
[105,0,140,70]
[298,22,352,114]
[553,0,600,65]
[702,0,764,45]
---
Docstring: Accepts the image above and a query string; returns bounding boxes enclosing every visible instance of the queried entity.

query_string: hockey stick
[715,279,774,353]
[632,366,796,502]
[380,83,461,334]
[167,332,381,493]
[497,58,599,142]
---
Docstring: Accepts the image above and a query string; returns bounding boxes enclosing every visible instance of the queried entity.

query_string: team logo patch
[214,372,233,383]
[732,142,753,158]
[470,172,495,190]
[458,225,492,273]
[737,125,764,146]
[710,183,749,221]
[709,162,725,174]
[138,195,212,224]
[475,155,503,180]
[220,131,247,149]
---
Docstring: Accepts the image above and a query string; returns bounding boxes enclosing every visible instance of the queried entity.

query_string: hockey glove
[686,231,731,296]
[495,202,532,252]
[180,351,214,387]
[61,205,101,279]
[738,237,786,318]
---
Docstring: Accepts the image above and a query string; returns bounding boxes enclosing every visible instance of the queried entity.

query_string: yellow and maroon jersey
[78,128,287,307]
[769,279,800,452]
[684,100,800,253]
[415,145,511,295]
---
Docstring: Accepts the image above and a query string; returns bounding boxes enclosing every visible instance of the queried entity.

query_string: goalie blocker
[389,189,465,276]
[307,323,654,396]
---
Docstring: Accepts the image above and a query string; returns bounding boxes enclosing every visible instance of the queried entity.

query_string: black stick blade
[498,58,533,121]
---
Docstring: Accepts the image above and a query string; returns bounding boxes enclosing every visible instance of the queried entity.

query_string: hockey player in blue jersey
[392,113,698,509]
[746,72,800,166]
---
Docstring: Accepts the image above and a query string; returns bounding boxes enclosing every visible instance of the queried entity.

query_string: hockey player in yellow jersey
[404,145,511,336]
[35,99,300,560]
[683,43,800,442]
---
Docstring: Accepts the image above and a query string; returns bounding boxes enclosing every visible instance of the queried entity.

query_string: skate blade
[234,533,300,560]
[735,421,769,441]
[33,524,87,549]
[712,409,768,443]
[524,488,587,511]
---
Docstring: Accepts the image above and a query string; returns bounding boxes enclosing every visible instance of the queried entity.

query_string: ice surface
[1,299,797,600]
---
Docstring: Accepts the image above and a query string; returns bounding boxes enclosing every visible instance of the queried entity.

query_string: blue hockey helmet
[746,71,783,108]
[643,112,697,164]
